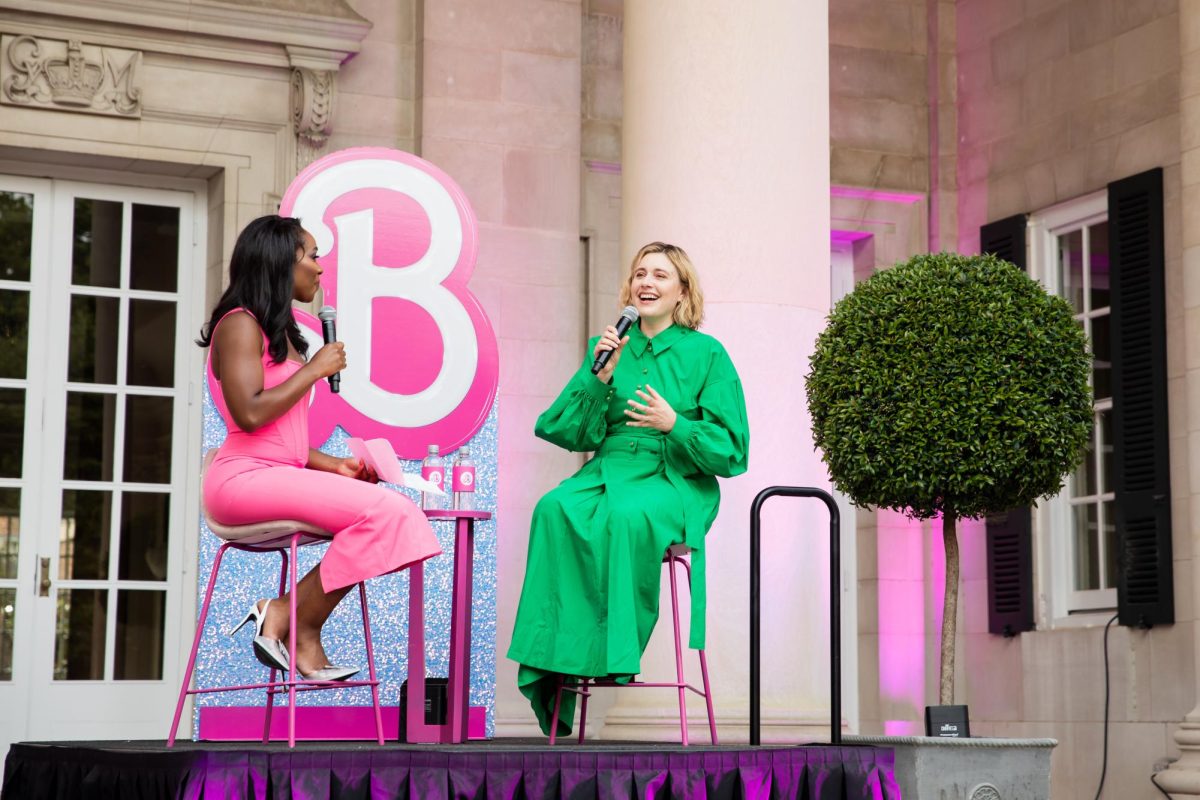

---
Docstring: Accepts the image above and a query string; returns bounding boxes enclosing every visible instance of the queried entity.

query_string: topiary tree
[806,252,1092,707]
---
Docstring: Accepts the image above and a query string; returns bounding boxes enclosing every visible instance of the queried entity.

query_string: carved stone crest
[2,34,142,117]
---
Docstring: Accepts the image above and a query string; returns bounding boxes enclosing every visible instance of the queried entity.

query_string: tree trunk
[939,510,959,706]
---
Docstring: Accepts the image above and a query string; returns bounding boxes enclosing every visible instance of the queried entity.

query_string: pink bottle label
[452,466,475,493]
[421,466,444,490]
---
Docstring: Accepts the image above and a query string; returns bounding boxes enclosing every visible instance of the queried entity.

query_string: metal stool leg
[287,534,299,748]
[359,582,385,745]
[168,542,231,747]
[678,555,718,745]
[668,553,689,746]
[699,649,717,745]
[549,676,564,745]
[262,548,289,743]
[577,678,590,744]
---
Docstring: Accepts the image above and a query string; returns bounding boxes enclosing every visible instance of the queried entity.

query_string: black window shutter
[980,213,1035,636]
[1109,168,1173,628]
[980,213,1028,269]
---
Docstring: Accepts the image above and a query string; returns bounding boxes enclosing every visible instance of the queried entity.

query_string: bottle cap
[461,447,470,457]
[427,444,439,455]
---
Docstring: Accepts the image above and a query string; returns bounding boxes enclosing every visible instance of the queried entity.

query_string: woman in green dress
[507,241,750,736]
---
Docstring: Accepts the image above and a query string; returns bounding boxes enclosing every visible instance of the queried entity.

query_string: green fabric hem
[666,413,694,446]
[575,363,615,404]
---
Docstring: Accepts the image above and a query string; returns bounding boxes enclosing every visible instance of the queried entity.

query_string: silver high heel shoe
[300,664,361,682]
[229,599,290,673]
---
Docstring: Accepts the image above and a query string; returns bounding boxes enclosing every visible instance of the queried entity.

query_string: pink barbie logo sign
[282,148,498,459]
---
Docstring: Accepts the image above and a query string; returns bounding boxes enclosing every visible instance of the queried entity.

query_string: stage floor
[2,738,900,799]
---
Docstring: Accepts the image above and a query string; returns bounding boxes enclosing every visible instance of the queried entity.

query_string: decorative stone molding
[1,34,141,117]
[6,0,371,69]
[290,66,336,169]
[291,67,335,146]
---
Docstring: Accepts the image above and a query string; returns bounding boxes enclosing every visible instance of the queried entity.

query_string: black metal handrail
[749,486,841,746]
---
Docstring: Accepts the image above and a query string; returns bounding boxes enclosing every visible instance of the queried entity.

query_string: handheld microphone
[317,305,340,394]
[591,305,640,375]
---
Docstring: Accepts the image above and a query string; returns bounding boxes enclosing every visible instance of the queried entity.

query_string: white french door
[0,176,203,748]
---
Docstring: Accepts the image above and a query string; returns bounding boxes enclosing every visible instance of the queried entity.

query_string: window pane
[130,204,179,293]
[59,490,112,580]
[123,395,173,483]
[119,492,168,581]
[1099,409,1113,494]
[63,392,116,481]
[67,295,119,384]
[0,191,33,282]
[1071,417,1097,498]
[0,488,19,580]
[1058,229,1085,313]
[0,289,30,379]
[1089,221,1110,310]
[54,588,107,680]
[0,388,23,478]
[1102,500,1118,590]
[1073,504,1100,591]
[0,588,13,681]
[126,300,175,388]
[115,590,165,680]
[1091,313,1111,400]
[72,199,122,288]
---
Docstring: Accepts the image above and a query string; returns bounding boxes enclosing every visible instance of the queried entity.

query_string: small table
[405,509,491,744]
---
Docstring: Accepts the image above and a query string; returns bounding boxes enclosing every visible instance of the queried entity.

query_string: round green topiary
[806,252,1093,521]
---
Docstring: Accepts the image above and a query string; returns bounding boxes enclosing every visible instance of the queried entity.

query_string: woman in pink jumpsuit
[199,215,441,681]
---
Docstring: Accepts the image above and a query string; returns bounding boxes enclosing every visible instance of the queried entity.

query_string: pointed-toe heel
[301,665,361,682]
[230,599,290,672]
[252,636,290,673]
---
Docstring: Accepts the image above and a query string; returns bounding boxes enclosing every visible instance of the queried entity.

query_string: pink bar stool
[167,453,385,748]
[549,543,717,746]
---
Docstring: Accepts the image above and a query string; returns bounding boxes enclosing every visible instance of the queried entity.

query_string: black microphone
[591,305,639,375]
[318,305,340,394]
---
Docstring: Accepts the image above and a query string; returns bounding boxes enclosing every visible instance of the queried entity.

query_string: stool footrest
[167,530,386,749]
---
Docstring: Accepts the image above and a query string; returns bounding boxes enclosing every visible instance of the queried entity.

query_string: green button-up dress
[507,322,749,736]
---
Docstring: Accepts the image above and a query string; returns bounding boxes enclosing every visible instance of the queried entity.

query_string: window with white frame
[1028,191,1118,617]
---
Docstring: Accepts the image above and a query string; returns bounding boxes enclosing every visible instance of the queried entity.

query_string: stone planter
[844,735,1056,800]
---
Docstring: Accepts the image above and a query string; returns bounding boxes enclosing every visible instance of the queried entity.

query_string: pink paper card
[347,437,406,484]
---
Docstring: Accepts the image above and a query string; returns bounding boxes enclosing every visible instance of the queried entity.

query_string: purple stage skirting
[2,740,900,799]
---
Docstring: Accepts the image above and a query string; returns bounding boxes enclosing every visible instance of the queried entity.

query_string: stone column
[600,1,833,742]
[1159,1,1200,795]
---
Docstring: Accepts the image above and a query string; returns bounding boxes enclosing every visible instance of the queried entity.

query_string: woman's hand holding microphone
[592,325,628,384]
[308,341,346,381]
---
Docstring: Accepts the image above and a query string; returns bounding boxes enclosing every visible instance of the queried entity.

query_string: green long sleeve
[533,349,614,452]
[664,358,749,479]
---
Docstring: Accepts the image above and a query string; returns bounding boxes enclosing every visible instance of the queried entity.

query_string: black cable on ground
[1093,613,1119,800]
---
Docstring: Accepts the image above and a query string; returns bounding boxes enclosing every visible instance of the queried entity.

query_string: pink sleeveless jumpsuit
[202,309,441,591]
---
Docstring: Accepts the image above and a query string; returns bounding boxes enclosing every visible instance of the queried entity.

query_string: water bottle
[451,447,476,511]
[420,444,445,510]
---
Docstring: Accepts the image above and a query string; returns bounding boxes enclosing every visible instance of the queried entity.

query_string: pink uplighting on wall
[830,186,924,205]
[830,229,872,243]
[876,512,932,725]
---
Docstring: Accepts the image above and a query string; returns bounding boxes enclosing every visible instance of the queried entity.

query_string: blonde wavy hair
[618,242,705,330]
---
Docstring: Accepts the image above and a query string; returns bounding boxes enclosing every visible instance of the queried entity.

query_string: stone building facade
[0,2,1195,798]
